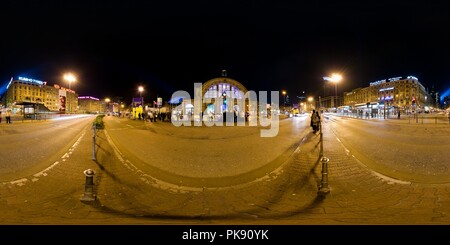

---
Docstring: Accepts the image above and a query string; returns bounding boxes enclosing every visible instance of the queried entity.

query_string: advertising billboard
[59,89,67,112]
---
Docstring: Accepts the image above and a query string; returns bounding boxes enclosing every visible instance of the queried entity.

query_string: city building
[3,76,78,114]
[429,85,441,109]
[344,76,431,115]
[319,96,341,111]
[78,96,104,114]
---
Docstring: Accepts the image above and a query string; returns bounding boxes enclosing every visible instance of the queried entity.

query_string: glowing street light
[105,98,110,114]
[138,86,144,98]
[63,73,76,90]
[323,73,343,110]
[282,90,287,112]
[63,73,76,113]
[308,96,314,111]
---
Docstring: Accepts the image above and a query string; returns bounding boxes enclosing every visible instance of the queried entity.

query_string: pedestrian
[397,111,401,119]
[312,111,321,133]
[149,111,154,122]
[0,110,2,123]
[310,110,315,130]
[6,110,11,124]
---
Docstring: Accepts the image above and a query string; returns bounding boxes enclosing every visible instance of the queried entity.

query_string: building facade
[344,76,430,114]
[3,76,78,114]
[171,74,258,121]
[78,96,104,114]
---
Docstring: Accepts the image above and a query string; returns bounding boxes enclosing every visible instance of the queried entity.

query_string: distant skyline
[2,0,450,103]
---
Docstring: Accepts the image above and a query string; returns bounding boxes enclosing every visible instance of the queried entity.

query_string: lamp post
[63,73,76,113]
[105,98,110,114]
[120,103,124,117]
[308,96,313,112]
[282,90,287,113]
[323,73,342,112]
[64,73,76,90]
[138,86,144,98]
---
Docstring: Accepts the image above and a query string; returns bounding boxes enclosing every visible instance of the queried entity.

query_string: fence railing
[335,112,450,124]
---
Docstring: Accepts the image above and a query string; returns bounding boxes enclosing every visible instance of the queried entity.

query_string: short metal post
[319,121,323,158]
[80,169,96,202]
[318,157,330,194]
[92,126,96,160]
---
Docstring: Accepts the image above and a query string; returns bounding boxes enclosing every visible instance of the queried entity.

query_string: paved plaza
[0,114,449,224]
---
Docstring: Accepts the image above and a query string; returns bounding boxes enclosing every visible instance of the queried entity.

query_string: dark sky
[2,0,450,103]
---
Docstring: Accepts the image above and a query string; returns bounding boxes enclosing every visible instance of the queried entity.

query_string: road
[0,115,94,181]
[326,113,450,183]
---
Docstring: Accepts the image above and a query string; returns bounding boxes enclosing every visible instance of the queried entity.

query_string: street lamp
[308,96,314,112]
[323,73,342,112]
[138,86,144,98]
[63,73,76,114]
[64,73,76,90]
[282,90,287,112]
[105,98,110,114]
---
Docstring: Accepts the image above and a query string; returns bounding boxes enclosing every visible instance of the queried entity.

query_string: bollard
[92,126,96,160]
[319,121,323,158]
[80,169,96,202]
[318,157,330,194]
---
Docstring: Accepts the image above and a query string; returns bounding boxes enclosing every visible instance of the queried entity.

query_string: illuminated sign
[78,96,99,101]
[388,77,402,82]
[133,97,143,107]
[370,79,386,86]
[379,87,394,92]
[54,84,75,93]
[18,76,46,85]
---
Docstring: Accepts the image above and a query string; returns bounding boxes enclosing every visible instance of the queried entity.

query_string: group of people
[310,110,321,133]
[0,110,12,124]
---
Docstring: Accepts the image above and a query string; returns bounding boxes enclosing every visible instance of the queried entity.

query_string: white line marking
[2,131,86,186]
[332,130,411,185]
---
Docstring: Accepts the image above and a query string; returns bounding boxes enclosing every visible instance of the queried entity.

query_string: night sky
[2,0,450,104]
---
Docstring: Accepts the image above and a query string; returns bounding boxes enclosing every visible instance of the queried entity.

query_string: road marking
[2,131,86,186]
[103,124,309,192]
[329,123,411,185]
[10,178,28,185]
[104,129,205,192]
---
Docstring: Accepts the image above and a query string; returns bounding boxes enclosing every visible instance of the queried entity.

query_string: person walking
[310,110,315,130]
[6,110,12,124]
[0,110,2,123]
[312,111,321,133]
